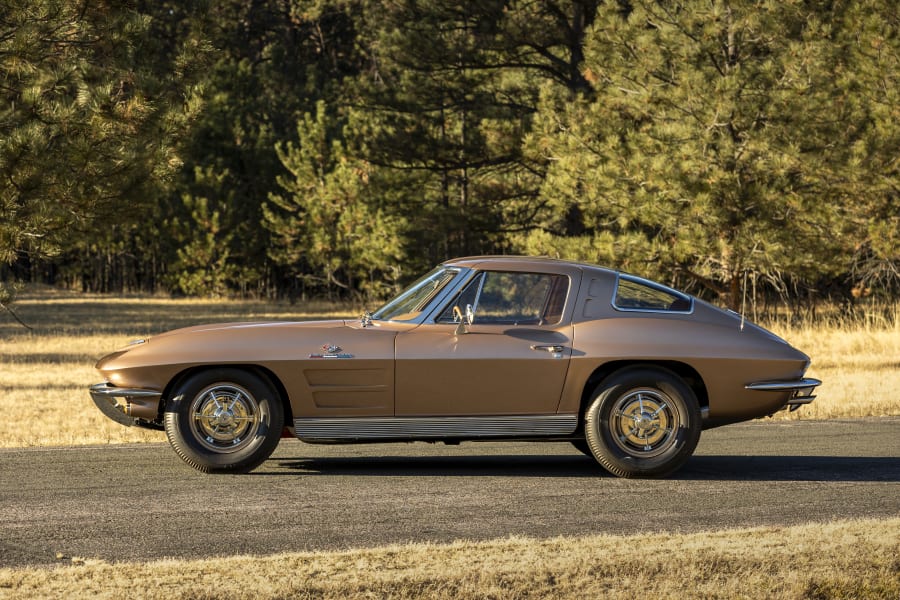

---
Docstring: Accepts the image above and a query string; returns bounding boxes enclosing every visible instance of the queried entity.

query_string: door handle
[531,344,565,354]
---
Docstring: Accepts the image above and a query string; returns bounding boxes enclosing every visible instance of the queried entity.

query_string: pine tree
[153,0,366,297]
[523,0,882,309]
[839,1,900,298]
[0,0,207,311]
[264,101,405,301]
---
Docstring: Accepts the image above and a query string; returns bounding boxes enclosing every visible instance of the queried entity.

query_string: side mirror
[453,304,474,335]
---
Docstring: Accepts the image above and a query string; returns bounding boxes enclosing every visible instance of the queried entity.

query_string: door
[395,270,574,416]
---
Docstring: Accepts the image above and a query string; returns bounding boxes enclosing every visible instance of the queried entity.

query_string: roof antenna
[740,269,748,331]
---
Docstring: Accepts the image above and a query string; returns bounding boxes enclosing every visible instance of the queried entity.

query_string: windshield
[371,266,460,321]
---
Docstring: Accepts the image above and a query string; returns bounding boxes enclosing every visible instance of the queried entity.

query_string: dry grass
[0,289,897,448]
[770,315,900,420]
[1,518,897,599]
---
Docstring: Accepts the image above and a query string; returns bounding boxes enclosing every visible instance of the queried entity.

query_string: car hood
[96,320,358,372]
[150,319,350,340]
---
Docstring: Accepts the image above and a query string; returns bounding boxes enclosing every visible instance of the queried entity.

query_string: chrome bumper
[89,383,163,427]
[745,378,821,412]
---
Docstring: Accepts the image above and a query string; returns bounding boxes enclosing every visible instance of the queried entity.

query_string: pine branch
[0,301,33,331]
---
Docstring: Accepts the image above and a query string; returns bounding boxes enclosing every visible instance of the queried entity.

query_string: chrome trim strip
[89,383,162,427]
[785,395,817,412]
[746,378,821,412]
[89,383,162,398]
[745,378,822,392]
[294,414,579,441]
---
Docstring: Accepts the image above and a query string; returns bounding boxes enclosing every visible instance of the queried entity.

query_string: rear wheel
[584,367,701,478]
[164,368,284,473]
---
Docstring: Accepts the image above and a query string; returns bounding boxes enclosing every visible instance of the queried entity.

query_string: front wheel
[164,368,284,473]
[584,367,701,478]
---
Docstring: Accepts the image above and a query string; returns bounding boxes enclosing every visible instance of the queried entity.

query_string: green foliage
[839,1,900,296]
[150,0,366,298]
[169,167,238,297]
[344,1,603,269]
[521,0,899,308]
[0,0,206,266]
[2,0,898,309]
[264,101,405,301]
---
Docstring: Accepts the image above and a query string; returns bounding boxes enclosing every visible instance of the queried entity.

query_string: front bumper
[745,378,821,412]
[89,383,163,429]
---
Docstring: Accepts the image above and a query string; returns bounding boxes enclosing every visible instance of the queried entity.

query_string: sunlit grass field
[0,288,898,448]
[769,316,900,420]
[2,518,898,599]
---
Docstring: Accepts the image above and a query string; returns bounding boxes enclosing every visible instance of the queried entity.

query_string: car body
[90,256,820,477]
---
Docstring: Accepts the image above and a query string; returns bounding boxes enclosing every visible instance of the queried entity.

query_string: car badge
[309,344,353,359]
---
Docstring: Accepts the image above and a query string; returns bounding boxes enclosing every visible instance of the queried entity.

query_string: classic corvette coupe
[90,256,819,478]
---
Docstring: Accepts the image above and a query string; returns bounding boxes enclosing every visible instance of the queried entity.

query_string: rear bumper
[745,378,821,412]
[89,383,163,427]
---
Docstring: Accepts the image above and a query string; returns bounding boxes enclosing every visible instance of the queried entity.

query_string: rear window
[613,275,692,313]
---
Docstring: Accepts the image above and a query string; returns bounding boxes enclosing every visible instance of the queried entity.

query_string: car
[89,256,820,478]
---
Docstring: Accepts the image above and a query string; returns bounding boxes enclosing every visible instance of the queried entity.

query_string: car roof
[443,255,615,275]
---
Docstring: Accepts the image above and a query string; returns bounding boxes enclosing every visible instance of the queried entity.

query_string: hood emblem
[309,344,353,359]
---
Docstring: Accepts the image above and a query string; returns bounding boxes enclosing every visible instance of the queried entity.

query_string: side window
[436,273,484,323]
[438,272,569,325]
[613,276,692,312]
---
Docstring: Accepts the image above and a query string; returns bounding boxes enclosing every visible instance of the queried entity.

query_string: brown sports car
[90,256,819,478]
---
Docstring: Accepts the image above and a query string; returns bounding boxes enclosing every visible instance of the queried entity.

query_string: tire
[584,367,701,478]
[164,368,284,473]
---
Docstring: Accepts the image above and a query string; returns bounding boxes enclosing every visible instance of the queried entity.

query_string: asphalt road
[1,418,899,568]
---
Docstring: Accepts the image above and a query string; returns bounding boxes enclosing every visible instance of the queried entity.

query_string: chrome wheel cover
[189,383,261,453]
[608,388,680,458]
